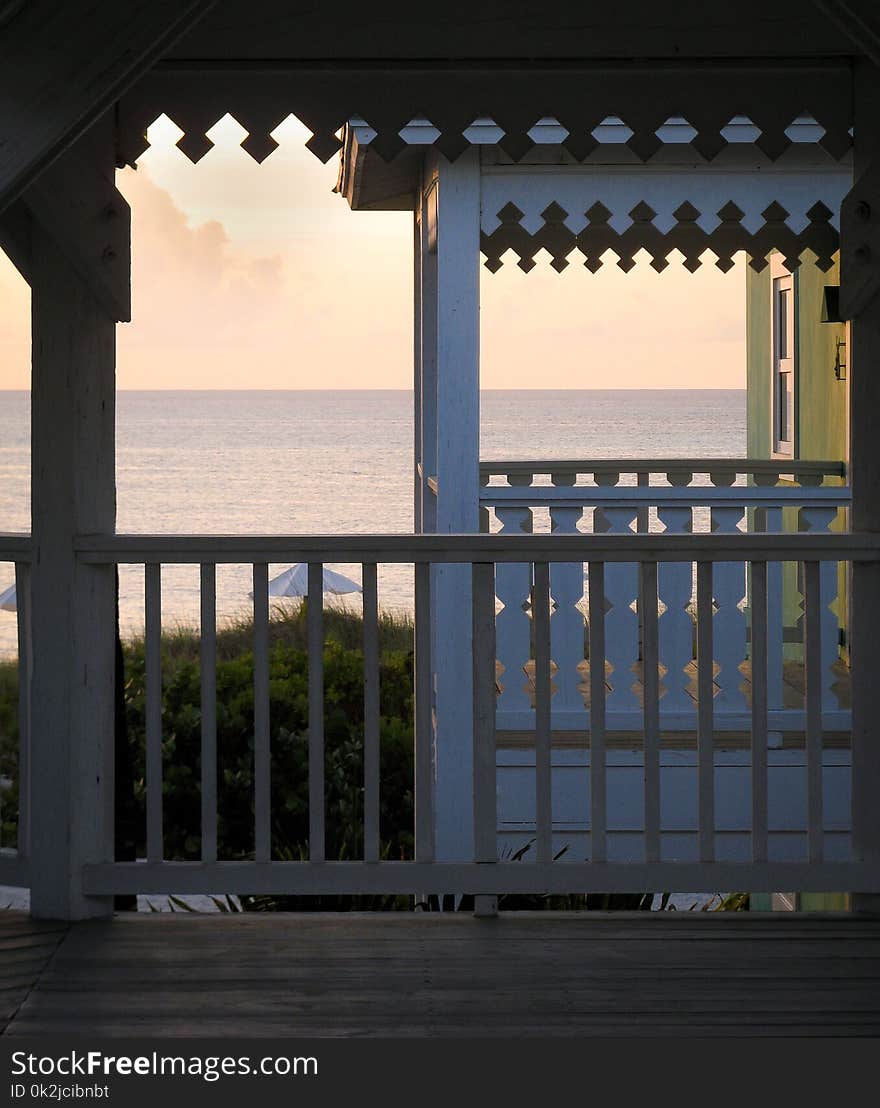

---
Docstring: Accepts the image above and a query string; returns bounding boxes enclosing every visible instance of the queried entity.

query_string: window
[771,255,795,457]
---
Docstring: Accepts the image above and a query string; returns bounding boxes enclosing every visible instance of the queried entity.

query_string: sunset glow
[0,115,745,390]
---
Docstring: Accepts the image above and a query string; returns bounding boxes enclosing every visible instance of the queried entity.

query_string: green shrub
[120,602,415,867]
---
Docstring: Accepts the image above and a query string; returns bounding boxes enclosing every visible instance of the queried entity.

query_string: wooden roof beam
[0,199,32,285]
[0,0,216,213]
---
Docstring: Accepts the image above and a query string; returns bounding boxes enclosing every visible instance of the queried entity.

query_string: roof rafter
[812,0,880,67]
[0,0,216,213]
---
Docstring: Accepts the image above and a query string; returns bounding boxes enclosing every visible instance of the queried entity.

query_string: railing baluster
[145,563,163,864]
[710,505,749,713]
[253,563,270,863]
[656,507,696,716]
[549,486,585,714]
[598,506,641,716]
[764,508,785,725]
[200,563,217,864]
[308,562,325,863]
[804,560,824,864]
[472,562,497,865]
[494,505,533,716]
[534,561,553,866]
[362,562,380,864]
[800,506,842,712]
[750,560,769,863]
[696,560,715,863]
[414,561,434,863]
[14,562,31,858]
[641,560,661,863]
[588,561,607,863]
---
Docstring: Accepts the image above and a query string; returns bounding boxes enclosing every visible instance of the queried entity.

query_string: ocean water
[0,389,745,656]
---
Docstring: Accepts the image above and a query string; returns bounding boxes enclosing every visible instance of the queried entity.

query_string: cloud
[115,156,415,388]
[118,167,292,372]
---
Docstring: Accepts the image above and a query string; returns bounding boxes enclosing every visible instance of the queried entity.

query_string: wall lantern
[820,285,846,381]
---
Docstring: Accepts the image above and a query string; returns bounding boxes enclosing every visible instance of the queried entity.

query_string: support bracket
[839,160,880,320]
[23,148,131,322]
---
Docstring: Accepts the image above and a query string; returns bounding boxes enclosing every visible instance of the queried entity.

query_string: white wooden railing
[480,459,850,736]
[42,530,876,898]
[0,536,31,890]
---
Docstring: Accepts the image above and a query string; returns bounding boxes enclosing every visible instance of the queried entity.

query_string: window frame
[770,252,797,459]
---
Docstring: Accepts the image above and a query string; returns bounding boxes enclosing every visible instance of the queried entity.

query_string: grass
[123,597,414,667]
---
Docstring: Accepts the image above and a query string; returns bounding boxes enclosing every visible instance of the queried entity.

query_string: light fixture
[820,285,846,380]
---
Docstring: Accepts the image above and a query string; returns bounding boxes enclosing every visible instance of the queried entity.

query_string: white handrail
[75,532,880,563]
[480,458,846,480]
[480,485,850,506]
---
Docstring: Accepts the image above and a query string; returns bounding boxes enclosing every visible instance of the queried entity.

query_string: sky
[0,115,745,390]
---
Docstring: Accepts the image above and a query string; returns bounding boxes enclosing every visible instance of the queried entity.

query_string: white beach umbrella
[0,582,15,613]
[267,563,362,598]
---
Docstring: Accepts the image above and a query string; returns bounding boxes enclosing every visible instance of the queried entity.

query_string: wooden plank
[308,563,325,863]
[696,561,715,863]
[0,854,29,887]
[0,536,31,560]
[29,206,116,920]
[413,214,423,533]
[82,859,880,896]
[640,561,661,863]
[480,459,846,480]
[145,564,163,865]
[494,508,534,716]
[160,5,856,60]
[803,561,824,864]
[848,60,880,911]
[750,560,769,863]
[76,532,880,566]
[432,148,480,865]
[0,913,67,1035]
[252,563,270,864]
[483,486,849,508]
[414,562,434,864]
[472,562,497,865]
[533,562,553,866]
[418,177,438,534]
[199,564,217,863]
[23,144,131,321]
[0,0,217,211]
[588,562,607,863]
[362,563,380,864]
[14,560,30,858]
[814,1,880,68]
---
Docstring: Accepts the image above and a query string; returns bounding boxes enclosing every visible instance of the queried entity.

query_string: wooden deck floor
[3,910,880,1037]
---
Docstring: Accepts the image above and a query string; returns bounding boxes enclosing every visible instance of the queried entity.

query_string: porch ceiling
[164,1,859,61]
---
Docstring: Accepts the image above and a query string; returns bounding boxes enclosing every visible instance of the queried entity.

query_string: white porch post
[413,210,424,533]
[417,169,439,536]
[428,150,482,863]
[845,61,880,914]
[27,120,123,920]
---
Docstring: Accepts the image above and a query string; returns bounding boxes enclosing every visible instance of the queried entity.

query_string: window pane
[777,287,789,360]
[778,369,792,443]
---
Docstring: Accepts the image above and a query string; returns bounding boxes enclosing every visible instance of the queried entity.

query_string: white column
[419,172,438,536]
[28,127,118,920]
[430,149,482,862]
[413,210,423,533]
[846,61,880,913]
